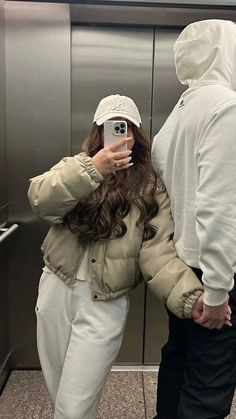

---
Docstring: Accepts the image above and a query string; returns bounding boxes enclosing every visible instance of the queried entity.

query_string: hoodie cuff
[203,285,228,306]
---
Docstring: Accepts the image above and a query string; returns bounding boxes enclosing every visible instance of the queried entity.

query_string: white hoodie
[152,19,236,306]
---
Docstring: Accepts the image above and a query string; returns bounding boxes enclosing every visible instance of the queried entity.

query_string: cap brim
[94,112,141,127]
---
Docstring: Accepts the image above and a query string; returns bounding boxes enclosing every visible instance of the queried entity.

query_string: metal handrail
[0,224,19,244]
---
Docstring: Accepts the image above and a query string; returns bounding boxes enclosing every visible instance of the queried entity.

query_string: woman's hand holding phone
[92,138,133,175]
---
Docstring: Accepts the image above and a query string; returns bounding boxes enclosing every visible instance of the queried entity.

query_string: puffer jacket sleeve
[138,178,203,319]
[28,152,103,225]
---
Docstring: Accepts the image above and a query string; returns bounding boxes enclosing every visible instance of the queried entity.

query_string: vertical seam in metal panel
[142,26,156,366]
[142,283,147,365]
[149,26,156,142]
[69,5,72,157]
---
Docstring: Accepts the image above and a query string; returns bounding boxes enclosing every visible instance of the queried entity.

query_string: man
[152,19,236,419]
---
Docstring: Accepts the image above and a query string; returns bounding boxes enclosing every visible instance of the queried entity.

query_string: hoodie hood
[174,19,236,90]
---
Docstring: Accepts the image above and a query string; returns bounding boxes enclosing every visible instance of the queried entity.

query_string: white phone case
[104,120,127,151]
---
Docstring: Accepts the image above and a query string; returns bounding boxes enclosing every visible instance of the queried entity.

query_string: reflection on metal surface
[0,204,8,228]
[70,3,236,27]
[152,28,185,137]
[71,26,153,155]
[70,0,236,4]
[0,224,19,244]
[5,2,70,368]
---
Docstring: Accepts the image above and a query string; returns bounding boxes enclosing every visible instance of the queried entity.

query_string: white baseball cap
[93,94,142,127]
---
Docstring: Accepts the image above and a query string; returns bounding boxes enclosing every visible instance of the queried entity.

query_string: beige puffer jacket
[28,152,203,318]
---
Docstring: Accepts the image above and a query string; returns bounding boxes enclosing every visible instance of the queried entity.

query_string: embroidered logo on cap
[111,97,125,111]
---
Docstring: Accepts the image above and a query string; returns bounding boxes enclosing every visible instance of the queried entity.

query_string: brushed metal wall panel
[0,0,7,217]
[93,0,236,4]
[0,239,9,387]
[71,4,236,27]
[0,0,10,389]
[0,205,8,226]
[144,28,185,364]
[0,236,9,360]
[151,29,185,136]
[71,25,153,363]
[5,2,70,367]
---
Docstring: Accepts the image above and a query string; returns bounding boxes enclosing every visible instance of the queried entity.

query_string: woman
[28,94,203,419]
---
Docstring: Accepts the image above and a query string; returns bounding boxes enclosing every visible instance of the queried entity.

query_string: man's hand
[191,294,232,329]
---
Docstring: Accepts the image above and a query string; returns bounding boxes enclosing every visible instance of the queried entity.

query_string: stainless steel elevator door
[71,25,154,364]
[144,28,186,364]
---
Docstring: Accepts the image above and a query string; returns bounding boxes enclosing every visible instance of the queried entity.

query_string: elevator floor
[0,370,235,418]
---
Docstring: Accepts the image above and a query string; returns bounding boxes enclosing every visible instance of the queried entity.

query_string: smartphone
[104,120,127,151]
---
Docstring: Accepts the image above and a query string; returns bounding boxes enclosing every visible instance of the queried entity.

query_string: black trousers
[154,269,236,419]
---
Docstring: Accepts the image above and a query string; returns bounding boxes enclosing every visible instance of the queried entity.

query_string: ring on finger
[116,162,121,167]
[206,323,211,328]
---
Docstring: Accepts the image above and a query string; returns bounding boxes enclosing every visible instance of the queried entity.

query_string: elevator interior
[1,0,236,393]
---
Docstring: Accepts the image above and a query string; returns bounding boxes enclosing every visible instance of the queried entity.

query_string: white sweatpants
[36,267,129,419]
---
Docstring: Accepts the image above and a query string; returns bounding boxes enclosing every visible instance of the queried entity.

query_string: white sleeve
[151,134,160,173]
[196,102,236,306]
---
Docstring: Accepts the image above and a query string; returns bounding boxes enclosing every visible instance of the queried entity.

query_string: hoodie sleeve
[27,152,103,225]
[196,102,236,306]
[138,178,203,319]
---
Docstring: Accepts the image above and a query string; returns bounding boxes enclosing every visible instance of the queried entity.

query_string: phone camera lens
[120,123,125,128]
[120,129,125,134]
[115,126,119,131]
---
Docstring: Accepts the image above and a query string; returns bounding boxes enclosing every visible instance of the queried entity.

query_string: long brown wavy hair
[65,122,159,242]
